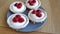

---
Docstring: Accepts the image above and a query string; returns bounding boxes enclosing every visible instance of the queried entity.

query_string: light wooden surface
[49,0,60,34]
[0,27,52,34]
[1,0,60,34]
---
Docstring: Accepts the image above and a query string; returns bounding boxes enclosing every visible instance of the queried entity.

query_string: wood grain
[0,27,52,34]
[49,0,60,34]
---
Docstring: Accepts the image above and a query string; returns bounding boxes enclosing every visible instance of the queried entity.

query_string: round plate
[7,6,46,32]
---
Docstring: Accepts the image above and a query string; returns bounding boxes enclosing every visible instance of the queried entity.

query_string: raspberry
[32,10,36,14]
[18,18,24,23]
[12,15,24,23]
[28,0,36,6]
[32,10,42,17]
[36,13,42,17]
[14,3,22,9]
[12,17,18,22]
[15,15,21,18]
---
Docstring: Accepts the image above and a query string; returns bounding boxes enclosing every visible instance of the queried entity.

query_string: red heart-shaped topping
[14,3,22,9]
[12,15,24,23]
[28,0,36,6]
[32,10,36,14]
[15,15,21,18]
[18,17,24,23]
[32,10,42,17]
[13,17,18,23]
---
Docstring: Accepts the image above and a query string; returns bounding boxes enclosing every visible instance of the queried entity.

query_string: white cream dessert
[28,9,47,23]
[26,0,41,9]
[7,13,29,29]
[10,1,26,13]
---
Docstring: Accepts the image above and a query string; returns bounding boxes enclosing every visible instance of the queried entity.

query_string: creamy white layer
[10,1,26,13]
[7,13,29,29]
[26,0,41,9]
[28,9,47,23]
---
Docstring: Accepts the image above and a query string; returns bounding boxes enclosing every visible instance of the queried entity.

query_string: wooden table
[0,0,60,34]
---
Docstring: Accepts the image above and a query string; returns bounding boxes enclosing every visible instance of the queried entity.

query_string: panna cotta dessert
[7,13,29,29]
[28,9,47,24]
[26,0,41,9]
[10,1,26,13]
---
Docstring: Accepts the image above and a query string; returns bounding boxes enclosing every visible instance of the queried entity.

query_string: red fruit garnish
[18,18,24,23]
[32,10,36,14]
[28,0,36,6]
[36,13,42,17]
[32,10,42,17]
[14,3,22,9]
[13,17,18,22]
[36,10,41,14]
[14,3,18,6]
[15,15,21,18]
[33,0,36,3]
[12,15,24,23]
